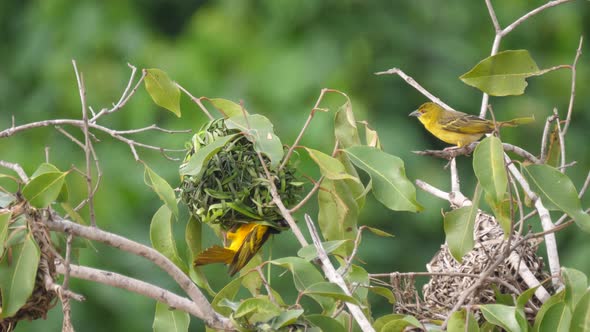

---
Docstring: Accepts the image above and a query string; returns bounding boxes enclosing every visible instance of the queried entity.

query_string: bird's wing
[228,225,272,276]
[439,111,493,134]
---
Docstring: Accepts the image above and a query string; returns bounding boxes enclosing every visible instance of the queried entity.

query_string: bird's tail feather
[194,245,234,266]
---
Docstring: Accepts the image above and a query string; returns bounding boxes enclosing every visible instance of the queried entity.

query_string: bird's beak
[409,110,421,117]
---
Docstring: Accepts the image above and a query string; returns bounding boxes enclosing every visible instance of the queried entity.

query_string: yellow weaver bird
[194,222,280,276]
[409,102,534,148]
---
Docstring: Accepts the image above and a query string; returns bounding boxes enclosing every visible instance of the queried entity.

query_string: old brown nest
[391,212,549,324]
[0,199,58,332]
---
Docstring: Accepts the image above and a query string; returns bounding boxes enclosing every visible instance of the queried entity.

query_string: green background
[1,1,589,331]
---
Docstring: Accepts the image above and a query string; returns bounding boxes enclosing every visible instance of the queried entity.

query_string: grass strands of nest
[393,213,548,323]
[179,118,301,231]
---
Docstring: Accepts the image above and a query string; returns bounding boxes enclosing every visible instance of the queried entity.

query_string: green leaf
[523,164,590,233]
[474,136,507,203]
[60,202,87,225]
[270,257,334,311]
[179,133,239,177]
[0,211,10,258]
[305,148,360,182]
[362,121,381,149]
[30,162,61,177]
[272,309,304,329]
[239,254,263,296]
[571,289,590,332]
[22,171,67,208]
[334,105,366,209]
[207,98,247,118]
[563,267,588,311]
[297,240,349,261]
[0,232,41,318]
[544,124,561,167]
[448,309,480,332]
[144,165,178,218]
[30,163,69,203]
[234,297,281,321]
[373,314,406,331]
[369,286,396,304]
[144,68,181,117]
[533,290,565,332]
[460,50,541,96]
[537,302,572,332]
[317,178,359,255]
[335,101,361,147]
[365,226,394,238]
[343,146,422,212]
[149,205,187,273]
[185,216,215,296]
[153,301,190,332]
[444,185,481,262]
[485,192,513,237]
[270,257,324,291]
[480,304,521,332]
[211,277,243,316]
[306,314,346,331]
[516,286,539,317]
[226,114,284,168]
[303,282,362,306]
[346,264,370,304]
[380,315,422,331]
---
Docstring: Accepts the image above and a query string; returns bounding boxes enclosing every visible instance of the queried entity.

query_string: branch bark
[44,218,231,329]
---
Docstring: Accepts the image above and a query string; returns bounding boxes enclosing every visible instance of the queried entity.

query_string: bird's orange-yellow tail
[194,245,235,266]
[499,116,535,128]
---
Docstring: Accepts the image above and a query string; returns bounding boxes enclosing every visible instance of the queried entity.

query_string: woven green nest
[179,118,301,230]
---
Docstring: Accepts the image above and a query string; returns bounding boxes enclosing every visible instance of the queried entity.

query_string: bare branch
[505,155,560,287]
[0,160,29,182]
[56,264,232,330]
[305,215,375,332]
[415,179,450,201]
[375,68,457,112]
[44,217,219,321]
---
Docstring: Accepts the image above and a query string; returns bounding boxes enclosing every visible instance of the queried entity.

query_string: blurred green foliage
[1,1,589,331]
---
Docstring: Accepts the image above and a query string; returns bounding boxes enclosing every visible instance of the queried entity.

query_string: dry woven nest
[392,212,549,324]
[0,199,58,332]
[179,118,301,231]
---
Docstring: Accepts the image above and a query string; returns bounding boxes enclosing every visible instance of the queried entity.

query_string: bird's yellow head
[409,102,443,125]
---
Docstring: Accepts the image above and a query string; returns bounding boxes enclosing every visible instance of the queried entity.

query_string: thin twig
[552,108,567,173]
[280,88,331,171]
[72,60,96,227]
[175,83,214,120]
[90,64,146,122]
[562,36,583,136]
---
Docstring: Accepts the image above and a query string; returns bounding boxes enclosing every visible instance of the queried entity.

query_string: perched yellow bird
[409,102,533,147]
[194,222,280,276]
